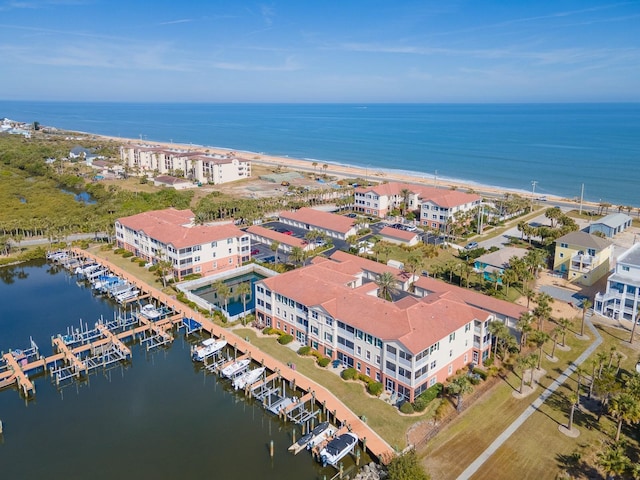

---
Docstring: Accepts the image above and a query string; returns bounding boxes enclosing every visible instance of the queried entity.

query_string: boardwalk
[74,248,395,462]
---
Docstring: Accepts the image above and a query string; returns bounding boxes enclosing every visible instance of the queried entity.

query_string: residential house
[594,243,640,323]
[253,251,524,402]
[279,207,359,241]
[474,247,527,283]
[588,213,633,238]
[553,231,613,286]
[153,175,194,190]
[115,208,250,280]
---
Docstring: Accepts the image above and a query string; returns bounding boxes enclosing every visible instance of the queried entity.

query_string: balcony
[570,254,595,272]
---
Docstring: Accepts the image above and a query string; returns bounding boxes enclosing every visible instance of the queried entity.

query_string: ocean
[0,260,330,479]
[1,102,639,207]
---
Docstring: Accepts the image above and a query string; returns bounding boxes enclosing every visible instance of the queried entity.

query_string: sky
[0,0,639,103]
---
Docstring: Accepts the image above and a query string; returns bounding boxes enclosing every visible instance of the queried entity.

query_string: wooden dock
[74,248,395,462]
[2,353,38,397]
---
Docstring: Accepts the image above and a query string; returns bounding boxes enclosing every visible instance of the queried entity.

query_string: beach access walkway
[74,248,395,463]
[456,314,603,480]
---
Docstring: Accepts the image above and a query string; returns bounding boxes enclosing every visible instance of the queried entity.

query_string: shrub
[297,346,311,356]
[417,383,443,405]
[278,334,293,345]
[148,264,158,272]
[472,367,488,381]
[368,382,383,396]
[341,367,357,381]
[357,373,374,386]
[469,375,481,385]
[138,260,147,267]
[484,356,494,367]
[114,248,125,254]
[317,357,331,368]
[413,396,428,412]
[262,327,273,335]
[122,251,134,258]
[400,401,415,414]
[130,256,139,263]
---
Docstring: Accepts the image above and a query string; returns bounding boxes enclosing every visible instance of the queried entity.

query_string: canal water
[0,261,332,479]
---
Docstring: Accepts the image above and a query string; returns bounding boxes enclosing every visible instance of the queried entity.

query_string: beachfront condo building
[120,145,251,185]
[353,182,480,232]
[594,243,640,324]
[115,208,250,280]
[253,251,525,403]
[552,231,613,287]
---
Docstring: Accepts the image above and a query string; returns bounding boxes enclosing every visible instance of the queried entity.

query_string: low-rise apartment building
[120,145,251,185]
[353,182,481,232]
[115,208,250,280]
[254,251,524,402]
[594,243,640,323]
[279,207,359,241]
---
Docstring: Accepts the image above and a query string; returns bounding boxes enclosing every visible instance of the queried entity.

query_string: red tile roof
[117,208,244,249]
[413,275,526,319]
[246,225,307,248]
[329,251,412,282]
[279,208,355,234]
[379,226,419,242]
[355,182,480,208]
[260,259,489,354]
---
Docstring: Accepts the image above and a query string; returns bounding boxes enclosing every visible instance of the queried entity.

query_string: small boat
[221,358,250,379]
[319,432,358,467]
[191,338,227,362]
[115,288,139,304]
[232,366,266,390]
[139,304,161,320]
[306,422,337,451]
[289,421,334,454]
[266,396,294,415]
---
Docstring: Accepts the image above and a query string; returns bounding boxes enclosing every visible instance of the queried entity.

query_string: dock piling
[269,440,274,458]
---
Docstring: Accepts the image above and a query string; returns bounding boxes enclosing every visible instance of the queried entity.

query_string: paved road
[456,314,602,479]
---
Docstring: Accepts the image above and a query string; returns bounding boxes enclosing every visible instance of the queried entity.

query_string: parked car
[283,230,293,235]
[251,249,260,255]
[465,242,479,250]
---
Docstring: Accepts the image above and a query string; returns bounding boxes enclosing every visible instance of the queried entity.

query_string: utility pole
[531,180,538,211]
[579,183,584,215]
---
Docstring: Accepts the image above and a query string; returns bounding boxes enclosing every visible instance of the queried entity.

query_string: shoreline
[94,132,596,208]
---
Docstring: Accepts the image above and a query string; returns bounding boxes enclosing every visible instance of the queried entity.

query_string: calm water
[1,102,639,206]
[0,261,328,479]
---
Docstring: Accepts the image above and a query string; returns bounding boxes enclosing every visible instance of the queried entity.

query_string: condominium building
[253,251,525,402]
[594,243,640,323]
[279,207,359,241]
[353,182,481,231]
[120,145,251,185]
[115,208,250,280]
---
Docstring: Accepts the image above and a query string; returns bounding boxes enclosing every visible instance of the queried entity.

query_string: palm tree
[580,299,593,337]
[236,282,251,324]
[533,292,553,330]
[527,353,539,386]
[400,188,412,216]
[558,317,573,347]
[290,246,307,267]
[404,252,424,291]
[447,376,473,412]
[270,240,280,264]
[517,312,534,350]
[213,281,231,313]
[487,320,508,359]
[530,330,550,370]
[375,271,397,301]
[608,392,640,442]
[566,391,579,432]
[549,326,562,359]
[596,442,630,480]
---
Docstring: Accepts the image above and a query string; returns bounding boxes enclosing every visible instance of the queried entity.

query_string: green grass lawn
[422,322,640,480]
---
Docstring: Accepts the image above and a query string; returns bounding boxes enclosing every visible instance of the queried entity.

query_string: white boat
[191,338,227,362]
[306,422,337,451]
[232,366,266,390]
[139,304,161,320]
[289,421,334,453]
[221,358,250,379]
[319,432,358,467]
[115,288,139,304]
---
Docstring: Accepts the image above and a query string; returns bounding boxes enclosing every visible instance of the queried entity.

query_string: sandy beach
[103,134,593,209]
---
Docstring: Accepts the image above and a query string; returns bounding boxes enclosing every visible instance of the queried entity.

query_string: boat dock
[13,248,395,463]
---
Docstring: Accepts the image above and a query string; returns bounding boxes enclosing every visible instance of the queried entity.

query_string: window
[448,365,453,375]
[386,345,397,355]
[560,243,568,248]
[623,266,630,272]
[449,332,455,342]
[429,377,436,387]
[375,355,381,365]
[366,350,371,360]
[366,367,370,376]
[324,333,333,342]
[211,241,217,247]
[588,248,596,256]
[430,360,436,369]
[356,346,362,356]
[465,323,471,332]
[356,362,361,371]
